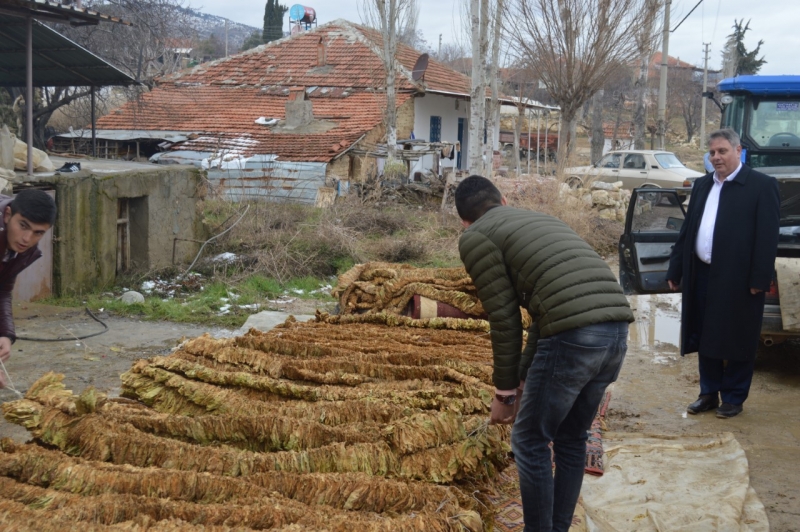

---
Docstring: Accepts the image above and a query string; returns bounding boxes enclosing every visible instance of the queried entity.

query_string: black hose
[16,307,109,342]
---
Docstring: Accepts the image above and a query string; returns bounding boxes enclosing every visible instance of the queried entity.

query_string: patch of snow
[212,252,238,263]
[267,297,295,305]
[141,281,156,292]
[310,284,332,294]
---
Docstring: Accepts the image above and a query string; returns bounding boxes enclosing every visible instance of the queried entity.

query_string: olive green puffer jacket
[459,206,634,390]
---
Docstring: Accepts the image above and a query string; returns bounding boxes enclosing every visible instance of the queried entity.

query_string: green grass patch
[46,275,335,328]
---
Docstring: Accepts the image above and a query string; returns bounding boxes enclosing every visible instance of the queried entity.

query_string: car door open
[618,188,687,294]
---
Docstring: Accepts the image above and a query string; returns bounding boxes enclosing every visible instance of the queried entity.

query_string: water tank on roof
[290,5,316,23]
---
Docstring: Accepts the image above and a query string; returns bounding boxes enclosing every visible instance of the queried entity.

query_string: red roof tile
[98,85,408,161]
[161,20,474,97]
[98,19,480,162]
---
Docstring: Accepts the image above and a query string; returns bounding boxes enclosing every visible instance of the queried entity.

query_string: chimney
[317,37,327,67]
[285,87,313,128]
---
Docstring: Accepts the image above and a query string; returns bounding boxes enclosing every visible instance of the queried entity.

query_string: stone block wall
[559,180,632,222]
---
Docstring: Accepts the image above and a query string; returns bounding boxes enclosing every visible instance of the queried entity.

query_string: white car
[564,150,704,195]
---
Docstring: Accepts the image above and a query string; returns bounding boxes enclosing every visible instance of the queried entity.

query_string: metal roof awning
[0,0,130,26]
[0,16,136,87]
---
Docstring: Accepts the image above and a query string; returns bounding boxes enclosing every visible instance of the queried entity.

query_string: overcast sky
[192,0,799,76]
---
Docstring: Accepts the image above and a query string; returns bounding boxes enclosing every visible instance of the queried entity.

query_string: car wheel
[642,190,662,206]
[566,176,583,189]
[667,194,683,206]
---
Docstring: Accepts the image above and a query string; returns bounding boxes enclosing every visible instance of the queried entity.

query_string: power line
[711,0,722,43]
[671,0,704,33]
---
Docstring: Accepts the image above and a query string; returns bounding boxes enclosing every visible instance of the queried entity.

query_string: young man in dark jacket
[455,175,633,532]
[0,189,57,387]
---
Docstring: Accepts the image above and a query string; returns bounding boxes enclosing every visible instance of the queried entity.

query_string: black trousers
[694,259,755,405]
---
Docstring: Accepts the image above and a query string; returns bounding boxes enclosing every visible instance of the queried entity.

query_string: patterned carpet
[489,391,612,531]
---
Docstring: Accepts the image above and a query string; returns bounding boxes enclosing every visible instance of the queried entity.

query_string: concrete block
[237,311,315,334]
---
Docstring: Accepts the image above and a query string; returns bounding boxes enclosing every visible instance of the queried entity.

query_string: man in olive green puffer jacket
[455,175,633,532]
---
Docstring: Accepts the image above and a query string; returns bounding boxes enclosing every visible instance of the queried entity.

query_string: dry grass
[200,197,465,282]
[199,175,620,283]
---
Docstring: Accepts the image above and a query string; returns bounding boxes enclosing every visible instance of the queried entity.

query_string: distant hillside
[180,7,263,52]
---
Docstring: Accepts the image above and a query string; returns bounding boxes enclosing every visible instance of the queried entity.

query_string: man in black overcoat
[666,128,781,418]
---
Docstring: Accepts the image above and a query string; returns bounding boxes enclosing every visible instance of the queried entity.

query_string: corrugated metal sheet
[207,157,327,204]
[58,130,192,142]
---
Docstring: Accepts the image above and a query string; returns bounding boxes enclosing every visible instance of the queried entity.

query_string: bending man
[455,175,633,532]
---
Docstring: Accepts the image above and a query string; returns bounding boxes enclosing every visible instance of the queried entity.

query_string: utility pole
[438,34,442,57]
[656,0,671,150]
[700,42,710,148]
[225,19,229,57]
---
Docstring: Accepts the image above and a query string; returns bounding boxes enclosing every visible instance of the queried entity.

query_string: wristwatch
[495,393,517,406]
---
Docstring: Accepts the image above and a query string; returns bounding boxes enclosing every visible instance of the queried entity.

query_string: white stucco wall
[411,93,470,174]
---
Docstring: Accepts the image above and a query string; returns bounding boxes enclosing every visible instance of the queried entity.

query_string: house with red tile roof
[84,19,521,203]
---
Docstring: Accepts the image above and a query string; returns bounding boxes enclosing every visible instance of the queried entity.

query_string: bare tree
[590,89,605,163]
[56,0,195,86]
[360,0,417,160]
[668,68,703,143]
[468,0,490,174]
[483,0,507,177]
[435,42,472,76]
[510,0,660,169]
[633,0,661,150]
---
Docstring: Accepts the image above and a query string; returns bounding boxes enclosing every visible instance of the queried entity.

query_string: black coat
[666,165,781,361]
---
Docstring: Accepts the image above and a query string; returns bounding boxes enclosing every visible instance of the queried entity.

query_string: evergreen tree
[262,0,288,44]
[721,19,766,77]
[241,31,263,51]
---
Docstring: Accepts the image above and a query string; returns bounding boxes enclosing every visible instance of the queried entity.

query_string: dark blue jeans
[511,321,629,532]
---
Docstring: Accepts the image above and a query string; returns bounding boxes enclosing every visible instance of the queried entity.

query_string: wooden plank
[775,257,800,331]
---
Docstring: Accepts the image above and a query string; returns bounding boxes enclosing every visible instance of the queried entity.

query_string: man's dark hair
[454,175,504,223]
[9,189,57,226]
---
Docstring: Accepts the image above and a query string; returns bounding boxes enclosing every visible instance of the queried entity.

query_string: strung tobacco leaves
[1,316,512,530]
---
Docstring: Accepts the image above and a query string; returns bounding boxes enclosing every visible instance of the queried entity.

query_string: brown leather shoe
[687,394,719,414]
[715,403,743,418]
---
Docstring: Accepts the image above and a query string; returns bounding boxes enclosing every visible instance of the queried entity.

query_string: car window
[654,153,685,169]
[624,154,646,169]
[631,191,685,232]
[749,100,800,148]
[599,154,621,168]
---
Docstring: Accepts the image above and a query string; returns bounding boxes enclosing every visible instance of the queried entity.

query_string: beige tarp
[775,257,800,331]
[0,125,14,179]
[12,135,54,173]
[577,432,769,532]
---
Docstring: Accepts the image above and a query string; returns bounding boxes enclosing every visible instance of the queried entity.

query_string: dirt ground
[612,293,800,531]
[0,304,235,442]
[0,296,798,529]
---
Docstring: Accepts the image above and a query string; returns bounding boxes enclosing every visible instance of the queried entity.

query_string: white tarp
[578,432,769,532]
[775,257,800,331]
